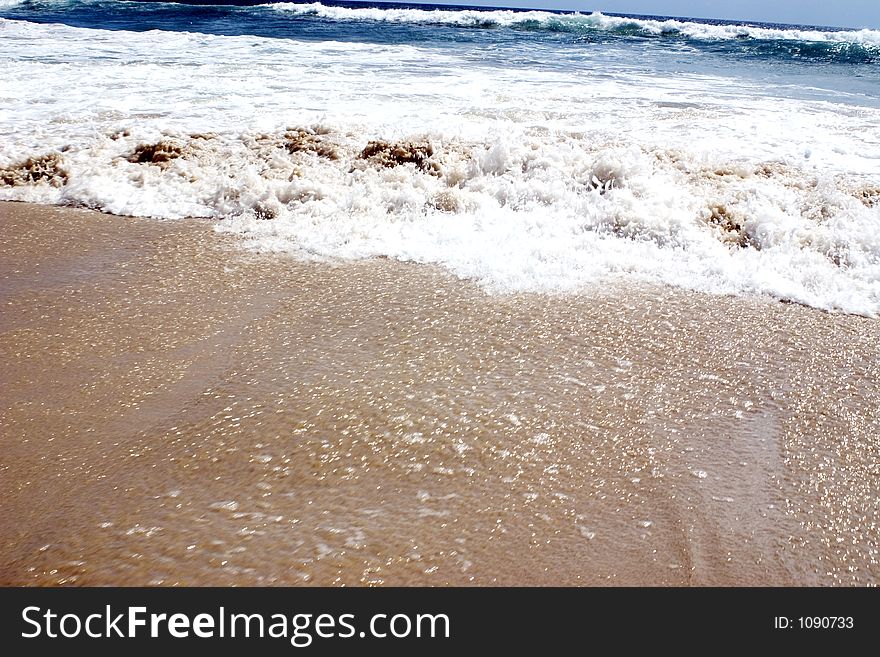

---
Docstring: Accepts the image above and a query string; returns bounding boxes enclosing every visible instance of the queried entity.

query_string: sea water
[1,1,879,314]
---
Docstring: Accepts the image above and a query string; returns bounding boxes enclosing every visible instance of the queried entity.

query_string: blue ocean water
[1,1,879,314]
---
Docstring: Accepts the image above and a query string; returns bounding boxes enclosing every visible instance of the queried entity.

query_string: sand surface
[1,201,878,585]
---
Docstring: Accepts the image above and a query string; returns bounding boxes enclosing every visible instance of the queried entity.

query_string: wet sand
[1,201,878,586]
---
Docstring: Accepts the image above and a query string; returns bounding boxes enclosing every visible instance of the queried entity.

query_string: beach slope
[1,202,877,585]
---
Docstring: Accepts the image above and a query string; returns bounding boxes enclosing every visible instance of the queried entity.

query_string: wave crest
[261,3,880,48]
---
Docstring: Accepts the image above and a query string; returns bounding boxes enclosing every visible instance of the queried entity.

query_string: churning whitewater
[1,2,879,315]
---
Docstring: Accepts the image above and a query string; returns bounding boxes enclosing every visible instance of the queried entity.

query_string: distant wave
[262,3,880,47]
[4,0,880,49]
[0,0,91,8]
[0,0,76,6]
[4,1,879,62]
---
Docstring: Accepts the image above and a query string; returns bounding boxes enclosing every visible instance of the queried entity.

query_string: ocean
[1,1,879,314]
[2,2,880,587]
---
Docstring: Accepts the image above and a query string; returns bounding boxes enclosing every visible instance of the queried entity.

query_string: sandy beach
[0,200,878,586]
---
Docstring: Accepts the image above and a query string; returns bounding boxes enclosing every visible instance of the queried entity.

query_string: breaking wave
[264,3,880,46]
[3,125,879,316]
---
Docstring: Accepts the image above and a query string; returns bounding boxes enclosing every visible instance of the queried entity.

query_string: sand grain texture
[1,202,878,586]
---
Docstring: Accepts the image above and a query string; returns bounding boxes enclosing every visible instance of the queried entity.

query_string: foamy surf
[0,9,878,316]
[263,3,880,47]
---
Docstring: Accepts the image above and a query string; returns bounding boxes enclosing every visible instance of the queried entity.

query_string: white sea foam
[263,3,880,46]
[1,18,879,315]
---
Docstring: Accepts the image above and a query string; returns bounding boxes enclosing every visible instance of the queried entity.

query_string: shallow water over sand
[1,202,878,585]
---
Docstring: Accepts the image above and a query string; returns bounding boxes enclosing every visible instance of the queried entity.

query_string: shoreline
[1,200,878,585]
